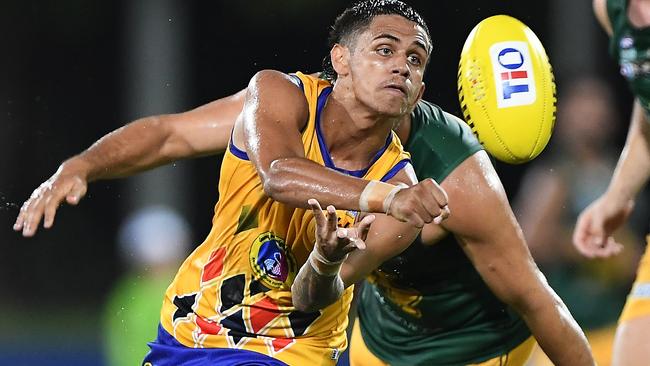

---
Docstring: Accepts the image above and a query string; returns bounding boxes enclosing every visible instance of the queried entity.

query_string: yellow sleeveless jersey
[159,72,411,365]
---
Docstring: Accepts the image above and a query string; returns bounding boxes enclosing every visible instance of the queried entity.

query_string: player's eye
[408,54,422,66]
[377,47,393,56]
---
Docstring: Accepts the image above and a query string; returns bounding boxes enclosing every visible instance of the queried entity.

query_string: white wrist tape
[308,245,346,277]
[383,183,408,214]
[360,180,407,213]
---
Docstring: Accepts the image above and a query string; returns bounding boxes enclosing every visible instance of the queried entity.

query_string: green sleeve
[406,100,483,182]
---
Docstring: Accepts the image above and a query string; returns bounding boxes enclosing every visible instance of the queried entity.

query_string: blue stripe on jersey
[380,158,411,182]
[229,130,250,161]
[142,324,288,366]
[287,73,304,90]
[314,87,394,178]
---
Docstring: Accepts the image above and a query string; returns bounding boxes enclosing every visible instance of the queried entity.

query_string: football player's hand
[388,178,450,228]
[14,163,88,237]
[572,194,633,258]
[308,198,374,263]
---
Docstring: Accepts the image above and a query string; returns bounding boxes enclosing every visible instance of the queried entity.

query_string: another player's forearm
[291,261,344,312]
[606,100,650,202]
[60,92,242,181]
[515,279,595,366]
[479,254,594,365]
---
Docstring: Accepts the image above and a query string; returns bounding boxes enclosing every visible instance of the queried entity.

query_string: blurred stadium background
[0,1,647,365]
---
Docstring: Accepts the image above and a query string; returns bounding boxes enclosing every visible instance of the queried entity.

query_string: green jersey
[608,0,650,116]
[357,100,531,365]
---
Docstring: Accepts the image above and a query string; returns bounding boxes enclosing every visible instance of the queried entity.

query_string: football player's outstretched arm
[571,3,650,257]
[440,151,595,366]
[235,70,449,227]
[14,89,246,237]
[573,100,650,257]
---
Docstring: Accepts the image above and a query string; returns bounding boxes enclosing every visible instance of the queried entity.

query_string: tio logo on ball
[490,41,537,108]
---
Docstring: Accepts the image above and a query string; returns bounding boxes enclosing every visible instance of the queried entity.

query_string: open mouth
[385,83,407,96]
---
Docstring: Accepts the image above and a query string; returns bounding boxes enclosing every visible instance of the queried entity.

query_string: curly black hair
[321,0,431,82]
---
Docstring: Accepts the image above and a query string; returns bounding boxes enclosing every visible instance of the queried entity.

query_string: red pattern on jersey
[196,316,223,335]
[249,296,282,334]
[201,247,227,283]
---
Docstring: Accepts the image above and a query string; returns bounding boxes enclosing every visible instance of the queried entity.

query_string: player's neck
[628,0,650,28]
[394,115,412,143]
[319,92,399,170]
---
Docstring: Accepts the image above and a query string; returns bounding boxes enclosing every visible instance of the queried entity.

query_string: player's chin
[374,98,410,117]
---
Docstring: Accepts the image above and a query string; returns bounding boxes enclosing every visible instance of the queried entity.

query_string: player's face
[348,15,430,116]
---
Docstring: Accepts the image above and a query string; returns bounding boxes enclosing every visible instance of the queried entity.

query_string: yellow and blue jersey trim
[143,324,288,366]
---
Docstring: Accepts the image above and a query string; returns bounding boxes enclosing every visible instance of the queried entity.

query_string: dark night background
[0,1,640,365]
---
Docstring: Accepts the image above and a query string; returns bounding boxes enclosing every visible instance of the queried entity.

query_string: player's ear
[414,82,425,104]
[331,44,350,77]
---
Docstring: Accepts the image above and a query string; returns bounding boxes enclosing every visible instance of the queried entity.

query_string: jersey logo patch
[249,232,297,289]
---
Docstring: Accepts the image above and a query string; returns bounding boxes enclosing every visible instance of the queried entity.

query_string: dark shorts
[142,324,288,366]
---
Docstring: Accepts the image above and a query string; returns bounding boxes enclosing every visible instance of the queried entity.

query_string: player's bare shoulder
[235,70,310,147]
[245,70,310,127]
[248,70,308,109]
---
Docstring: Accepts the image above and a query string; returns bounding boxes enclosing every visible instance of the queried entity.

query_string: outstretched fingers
[354,214,375,250]
[14,173,90,237]
[15,187,49,237]
[307,199,375,256]
[308,198,327,229]
[326,205,338,234]
[337,214,376,252]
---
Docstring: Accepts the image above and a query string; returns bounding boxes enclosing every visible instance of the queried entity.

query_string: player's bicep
[439,151,513,240]
[441,151,538,303]
[162,89,247,157]
[234,70,309,175]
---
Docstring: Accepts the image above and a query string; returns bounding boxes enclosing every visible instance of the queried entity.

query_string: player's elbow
[496,267,556,316]
[261,159,294,200]
[142,115,181,160]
